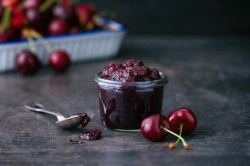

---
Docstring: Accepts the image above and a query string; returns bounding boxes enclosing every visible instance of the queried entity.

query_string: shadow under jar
[95,72,168,130]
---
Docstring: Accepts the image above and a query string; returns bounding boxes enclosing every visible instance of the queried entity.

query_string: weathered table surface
[0,36,249,166]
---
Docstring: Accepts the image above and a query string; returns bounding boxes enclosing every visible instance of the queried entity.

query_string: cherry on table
[15,49,41,75]
[167,108,197,135]
[141,114,190,149]
[49,50,71,72]
[140,114,170,142]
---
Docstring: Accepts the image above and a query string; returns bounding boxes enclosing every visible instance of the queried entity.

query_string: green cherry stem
[27,36,36,53]
[35,36,53,53]
[30,30,54,53]
[161,126,189,150]
[174,123,184,146]
[0,8,11,33]
[22,29,36,53]
[39,0,58,13]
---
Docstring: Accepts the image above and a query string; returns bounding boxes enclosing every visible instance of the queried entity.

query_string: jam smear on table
[68,139,84,144]
[79,129,102,141]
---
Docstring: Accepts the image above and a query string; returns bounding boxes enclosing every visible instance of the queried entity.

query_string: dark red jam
[96,59,167,129]
[79,129,102,141]
[101,59,161,82]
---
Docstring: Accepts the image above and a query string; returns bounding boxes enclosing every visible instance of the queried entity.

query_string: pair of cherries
[16,49,70,75]
[141,108,197,150]
[15,29,71,75]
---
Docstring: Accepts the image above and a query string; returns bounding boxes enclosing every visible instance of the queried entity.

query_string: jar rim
[94,72,168,86]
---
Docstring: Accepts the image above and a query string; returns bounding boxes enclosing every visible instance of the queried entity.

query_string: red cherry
[48,19,69,35]
[25,8,43,27]
[15,49,41,75]
[0,28,19,42]
[140,113,190,149]
[76,4,95,25]
[1,0,19,9]
[167,108,197,135]
[140,114,170,142]
[11,9,25,29]
[49,50,70,72]
[53,4,74,20]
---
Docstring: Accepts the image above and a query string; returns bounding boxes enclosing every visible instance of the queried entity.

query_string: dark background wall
[83,0,250,35]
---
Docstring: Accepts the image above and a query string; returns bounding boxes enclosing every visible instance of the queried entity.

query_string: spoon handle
[25,103,65,121]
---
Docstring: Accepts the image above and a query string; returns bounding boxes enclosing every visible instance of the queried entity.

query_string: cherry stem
[115,129,141,133]
[161,126,189,149]
[23,29,36,52]
[29,29,54,53]
[0,8,11,33]
[39,0,58,13]
[173,123,184,146]
[19,1,24,9]
[27,35,36,53]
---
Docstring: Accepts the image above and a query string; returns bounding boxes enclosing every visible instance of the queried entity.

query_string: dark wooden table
[0,36,249,165]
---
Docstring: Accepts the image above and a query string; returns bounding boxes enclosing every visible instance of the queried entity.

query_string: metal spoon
[25,103,83,129]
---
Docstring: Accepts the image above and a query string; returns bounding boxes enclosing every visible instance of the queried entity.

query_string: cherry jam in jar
[95,59,168,129]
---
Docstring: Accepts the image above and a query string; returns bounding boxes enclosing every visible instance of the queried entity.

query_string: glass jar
[94,72,168,129]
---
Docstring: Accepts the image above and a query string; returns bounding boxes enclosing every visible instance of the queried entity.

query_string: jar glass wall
[95,72,168,129]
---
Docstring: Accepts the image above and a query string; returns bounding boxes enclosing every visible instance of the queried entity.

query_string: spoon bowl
[25,103,83,129]
[55,115,83,129]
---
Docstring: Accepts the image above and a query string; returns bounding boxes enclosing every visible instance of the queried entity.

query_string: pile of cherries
[0,0,108,75]
[0,0,99,42]
[140,108,197,150]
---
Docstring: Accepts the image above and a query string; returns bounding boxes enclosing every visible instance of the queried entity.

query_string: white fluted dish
[0,19,126,72]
